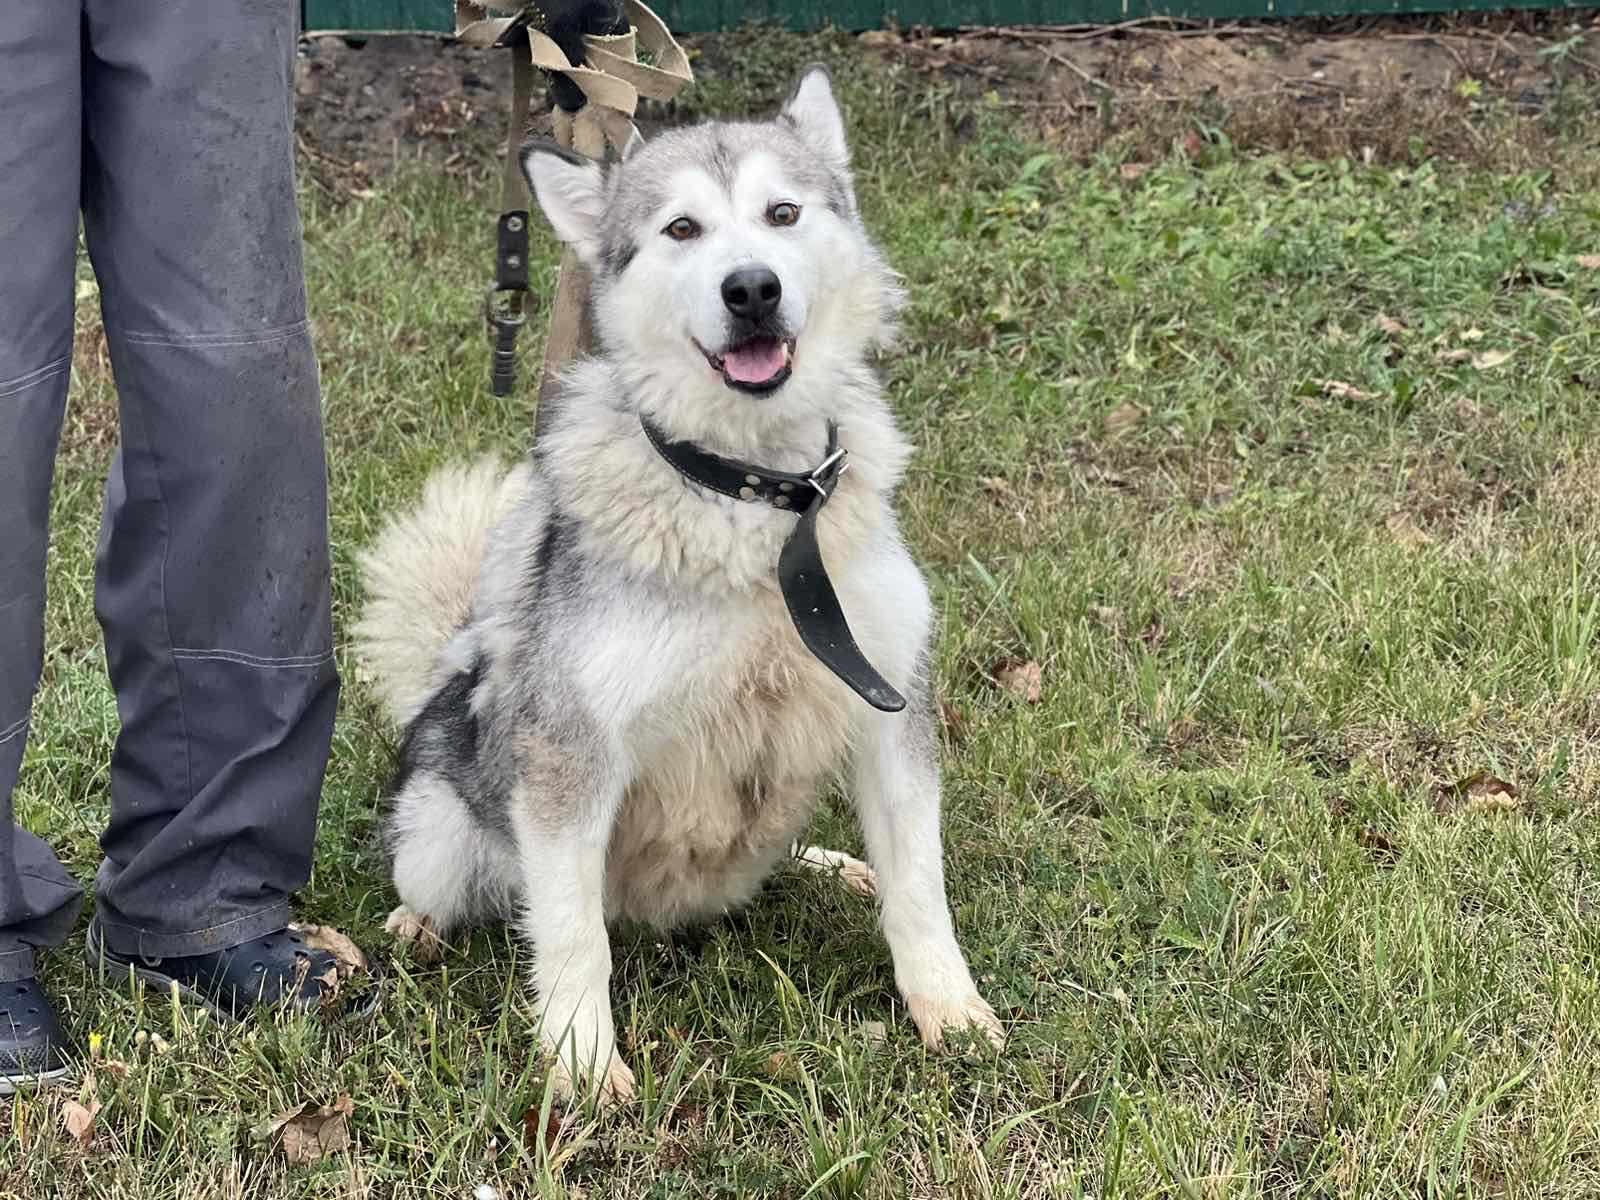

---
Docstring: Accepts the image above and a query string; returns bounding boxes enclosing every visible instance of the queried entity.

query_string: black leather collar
[640,414,906,713]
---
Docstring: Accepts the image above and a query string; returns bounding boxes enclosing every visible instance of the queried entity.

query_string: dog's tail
[352,456,530,728]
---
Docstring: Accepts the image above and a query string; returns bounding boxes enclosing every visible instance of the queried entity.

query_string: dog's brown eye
[664,216,700,241]
[767,202,800,227]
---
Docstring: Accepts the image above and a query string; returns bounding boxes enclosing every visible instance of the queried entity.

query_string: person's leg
[0,1,88,988]
[0,0,86,1094]
[80,0,340,962]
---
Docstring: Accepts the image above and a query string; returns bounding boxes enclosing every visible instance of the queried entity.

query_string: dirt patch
[866,14,1600,162]
[294,35,510,196]
[292,31,685,197]
[879,16,1596,109]
[293,15,1600,188]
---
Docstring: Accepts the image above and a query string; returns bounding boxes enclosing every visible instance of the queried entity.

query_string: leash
[454,2,692,403]
[640,415,908,714]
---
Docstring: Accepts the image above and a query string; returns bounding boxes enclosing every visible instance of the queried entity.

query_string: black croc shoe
[0,977,73,1095]
[87,922,379,1022]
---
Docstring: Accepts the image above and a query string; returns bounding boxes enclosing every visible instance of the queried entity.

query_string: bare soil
[292,13,1600,195]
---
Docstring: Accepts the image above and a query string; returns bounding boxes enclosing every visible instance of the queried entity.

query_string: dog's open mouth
[697,335,795,395]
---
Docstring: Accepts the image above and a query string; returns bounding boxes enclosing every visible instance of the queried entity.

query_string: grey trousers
[0,0,339,982]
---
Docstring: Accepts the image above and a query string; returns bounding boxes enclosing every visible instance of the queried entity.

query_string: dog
[354,65,1002,1101]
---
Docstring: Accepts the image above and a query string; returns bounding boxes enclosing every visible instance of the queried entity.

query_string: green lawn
[7,32,1600,1200]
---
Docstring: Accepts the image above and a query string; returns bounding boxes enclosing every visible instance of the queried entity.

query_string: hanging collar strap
[638,414,906,713]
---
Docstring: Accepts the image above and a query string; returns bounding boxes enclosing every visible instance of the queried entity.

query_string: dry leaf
[1356,825,1401,866]
[995,661,1043,703]
[1461,327,1485,342]
[62,1100,101,1151]
[285,1095,354,1163]
[290,923,368,974]
[291,923,371,1005]
[1375,313,1406,335]
[1385,511,1432,548]
[1435,348,1473,364]
[1319,379,1379,402]
[522,1107,562,1154]
[1459,773,1520,811]
[1471,349,1513,370]
[762,1050,797,1079]
[257,1096,355,1164]
[977,475,1012,498]
[1140,614,1167,652]
[1104,403,1147,433]
[1119,162,1149,181]
[860,1020,888,1046]
[937,699,967,744]
[672,1101,708,1131]
[1578,255,1600,269]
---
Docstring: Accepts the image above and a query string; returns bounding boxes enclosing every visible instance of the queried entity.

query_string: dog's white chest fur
[599,599,863,927]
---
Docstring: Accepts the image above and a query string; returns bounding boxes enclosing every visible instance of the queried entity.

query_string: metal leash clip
[485,282,527,397]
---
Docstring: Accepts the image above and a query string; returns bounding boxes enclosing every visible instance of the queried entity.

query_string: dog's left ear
[781,64,849,166]
[520,138,606,263]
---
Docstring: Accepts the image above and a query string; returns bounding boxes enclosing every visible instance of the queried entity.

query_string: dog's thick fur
[354,67,1001,1101]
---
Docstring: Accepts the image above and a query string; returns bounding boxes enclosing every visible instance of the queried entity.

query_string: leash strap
[641,416,907,714]
[486,35,534,396]
[456,2,692,404]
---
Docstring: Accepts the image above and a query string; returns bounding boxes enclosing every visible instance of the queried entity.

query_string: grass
[6,28,1600,1200]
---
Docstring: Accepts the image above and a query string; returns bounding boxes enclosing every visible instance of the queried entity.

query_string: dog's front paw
[384,905,449,964]
[546,1046,636,1108]
[906,990,1006,1052]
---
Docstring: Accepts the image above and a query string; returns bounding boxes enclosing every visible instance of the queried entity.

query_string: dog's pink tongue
[723,339,786,383]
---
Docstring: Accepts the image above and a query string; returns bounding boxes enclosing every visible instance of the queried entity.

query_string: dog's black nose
[721,266,782,321]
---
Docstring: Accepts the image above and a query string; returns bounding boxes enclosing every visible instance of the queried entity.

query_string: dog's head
[521,65,901,420]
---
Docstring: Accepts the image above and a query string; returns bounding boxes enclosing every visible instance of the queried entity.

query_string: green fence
[304,0,1594,34]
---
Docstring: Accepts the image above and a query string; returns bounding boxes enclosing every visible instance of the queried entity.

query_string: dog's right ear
[520,138,605,263]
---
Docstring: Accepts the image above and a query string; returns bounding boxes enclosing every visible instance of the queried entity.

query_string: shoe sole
[85,924,382,1023]
[0,1064,73,1096]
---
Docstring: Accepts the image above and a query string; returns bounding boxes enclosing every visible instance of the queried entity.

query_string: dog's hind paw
[792,844,878,899]
[546,1049,636,1109]
[384,905,449,964]
[906,990,1006,1053]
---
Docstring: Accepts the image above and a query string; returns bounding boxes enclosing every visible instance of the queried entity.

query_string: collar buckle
[805,446,849,503]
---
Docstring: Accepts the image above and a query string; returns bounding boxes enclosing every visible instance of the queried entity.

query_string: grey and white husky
[354,66,1002,1101]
